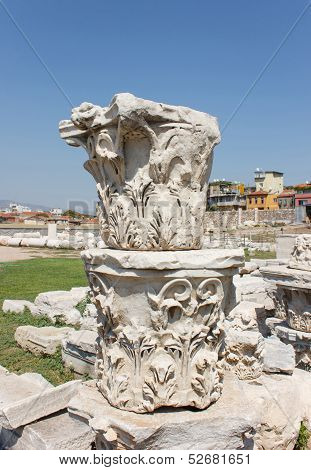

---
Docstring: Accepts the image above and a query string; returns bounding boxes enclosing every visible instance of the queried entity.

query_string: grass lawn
[244,249,276,262]
[0,258,88,385]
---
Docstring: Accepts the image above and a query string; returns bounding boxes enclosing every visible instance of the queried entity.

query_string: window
[261,197,264,204]
[255,198,258,204]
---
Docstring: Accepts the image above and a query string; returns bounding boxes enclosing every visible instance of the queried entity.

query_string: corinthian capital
[59,93,220,250]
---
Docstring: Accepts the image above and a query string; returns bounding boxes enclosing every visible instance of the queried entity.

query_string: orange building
[246,191,279,210]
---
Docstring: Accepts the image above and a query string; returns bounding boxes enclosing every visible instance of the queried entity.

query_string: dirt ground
[0,246,80,262]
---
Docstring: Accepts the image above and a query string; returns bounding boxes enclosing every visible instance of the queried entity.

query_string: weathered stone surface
[15,325,74,356]
[82,247,244,272]
[60,93,221,251]
[0,372,81,430]
[2,299,34,314]
[21,237,47,248]
[0,412,95,450]
[21,372,54,389]
[224,302,265,380]
[261,267,311,333]
[46,239,62,249]
[267,319,311,370]
[275,234,297,260]
[62,330,97,378]
[33,287,88,325]
[263,336,295,375]
[233,275,274,311]
[84,248,242,413]
[0,236,9,246]
[224,329,264,380]
[239,262,258,275]
[226,301,265,332]
[7,238,22,247]
[260,265,311,290]
[289,234,311,271]
[68,370,311,450]
[13,232,41,239]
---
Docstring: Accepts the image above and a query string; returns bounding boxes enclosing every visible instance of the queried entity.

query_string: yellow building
[246,191,279,210]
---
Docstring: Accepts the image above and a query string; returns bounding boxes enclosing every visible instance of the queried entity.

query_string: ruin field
[0,258,88,384]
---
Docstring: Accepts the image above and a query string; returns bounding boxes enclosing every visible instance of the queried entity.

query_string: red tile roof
[278,191,295,197]
[247,191,268,196]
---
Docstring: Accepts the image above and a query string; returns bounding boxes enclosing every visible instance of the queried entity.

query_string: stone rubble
[15,325,74,356]
[68,370,311,450]
[2,299,34,314]
[1,411,95,450]
[0,371,81,430]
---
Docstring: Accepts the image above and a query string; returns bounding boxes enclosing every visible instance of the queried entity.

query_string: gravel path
[0,246,80,262]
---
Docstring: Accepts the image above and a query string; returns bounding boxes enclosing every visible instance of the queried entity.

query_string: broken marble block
[2,299,34,314]
[1,411,95,450]
[224,301,265,380]
[0,371,81,430]
[68,370,311,450]
[239,262,258,275]
[233,275,274,312]
[62,330,97,378]
[226,301,265,332]
[266,318,311,371]
[80,303,97,331]
[263,336,295,375]
[224,329,264,380]
[33,287,89,325]
[14,325,74,356]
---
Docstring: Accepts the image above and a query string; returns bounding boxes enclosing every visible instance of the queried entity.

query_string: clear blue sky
[0,0,310,211]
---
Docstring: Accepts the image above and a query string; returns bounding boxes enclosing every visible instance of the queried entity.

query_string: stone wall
[205,209,295,230]
[255,209,295,224]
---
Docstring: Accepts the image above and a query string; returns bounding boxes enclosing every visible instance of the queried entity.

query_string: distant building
[50,208,63,216]
[294,183,311,207]
[246,191,279,210]
[254,170,284,194]
[208,180,246,211]
[277,190,295,209]
[6,203,31,213]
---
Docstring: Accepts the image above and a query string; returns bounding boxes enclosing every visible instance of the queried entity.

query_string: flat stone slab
[260,265,311,290]
[68,370,311,450]
[2,299,34,314]
[0,372,81,430]
[15,325,74,356]
[263,336,295,375]
[82,247,244,272]
[1,411,95,450]
[62,330,97,378]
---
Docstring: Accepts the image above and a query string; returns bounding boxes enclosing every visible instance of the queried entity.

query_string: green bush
[295,422,310,450]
